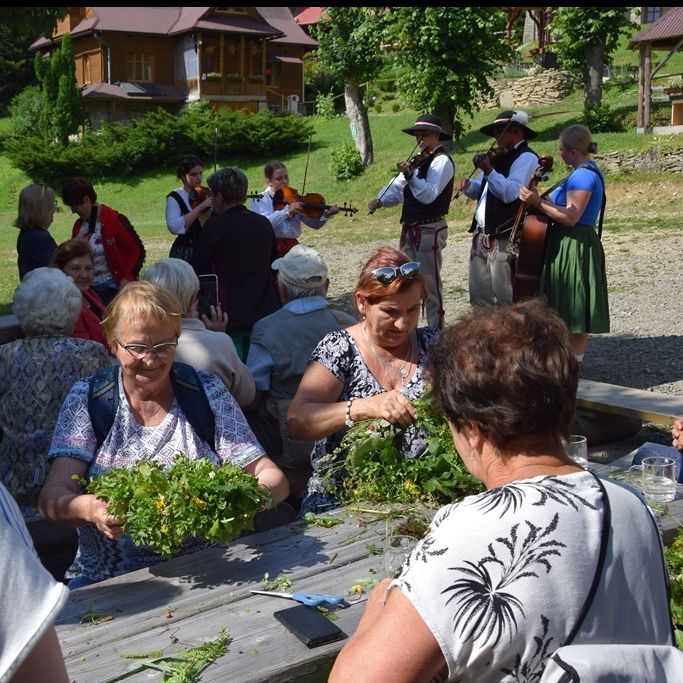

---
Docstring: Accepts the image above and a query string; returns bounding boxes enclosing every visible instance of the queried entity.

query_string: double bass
[508,155,554,301]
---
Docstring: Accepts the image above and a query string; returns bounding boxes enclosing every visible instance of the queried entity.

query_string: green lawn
[1,77,682,314]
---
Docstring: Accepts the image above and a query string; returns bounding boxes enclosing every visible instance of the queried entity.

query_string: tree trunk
[344,79,373,166]
[583,42,605,109]
[434,102,455,153]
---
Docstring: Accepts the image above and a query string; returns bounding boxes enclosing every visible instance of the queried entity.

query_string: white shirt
[165,187,192,236]
[250,189,329,239]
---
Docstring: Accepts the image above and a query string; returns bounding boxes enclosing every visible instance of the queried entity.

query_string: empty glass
[564,434,588,468]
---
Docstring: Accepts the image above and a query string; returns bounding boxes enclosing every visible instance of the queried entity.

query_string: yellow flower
[161,524,169,533]
[193,496,206,508]
[155,496,166,511]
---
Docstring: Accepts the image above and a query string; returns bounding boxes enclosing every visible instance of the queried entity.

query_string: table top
[55,451,683,682]
[55,506,407,683]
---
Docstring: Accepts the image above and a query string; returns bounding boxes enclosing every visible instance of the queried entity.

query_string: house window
[266,57,281,87]
[126,52,152,81]
[645,7,662,23]
[202,36,221,76]
[225,37,241,77]
[249,40,264,78]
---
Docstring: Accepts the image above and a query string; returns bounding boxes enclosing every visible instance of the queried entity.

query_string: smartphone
[197,273,219,320]
[274,604,346,648]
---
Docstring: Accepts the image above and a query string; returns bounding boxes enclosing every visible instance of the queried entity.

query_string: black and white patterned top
[301,327,438,514]
[391,471,672,682]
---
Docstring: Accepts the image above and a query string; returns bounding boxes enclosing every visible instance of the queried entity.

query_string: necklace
[361,323,415,387]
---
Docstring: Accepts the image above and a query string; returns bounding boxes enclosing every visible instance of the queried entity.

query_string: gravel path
[320,223,682,396]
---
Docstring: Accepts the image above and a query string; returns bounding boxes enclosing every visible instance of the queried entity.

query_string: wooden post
[644,43,652,131]
[637,47,645,129]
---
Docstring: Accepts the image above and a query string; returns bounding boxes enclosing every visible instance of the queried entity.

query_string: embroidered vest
[401,148,454,226]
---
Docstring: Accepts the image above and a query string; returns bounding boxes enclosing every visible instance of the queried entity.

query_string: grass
[1,72,682,314]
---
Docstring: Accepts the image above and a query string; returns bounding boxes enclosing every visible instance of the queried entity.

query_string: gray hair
[15,183,56,231]
[279,277,327,302]
[141,257,199,313]
[13,267,81,335]
[207,167,248,204]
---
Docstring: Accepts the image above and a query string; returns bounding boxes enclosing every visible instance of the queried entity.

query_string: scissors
[249,590,346,607]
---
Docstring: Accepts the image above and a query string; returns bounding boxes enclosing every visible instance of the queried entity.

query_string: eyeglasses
[371,261,421,285]
[116,338,178,360]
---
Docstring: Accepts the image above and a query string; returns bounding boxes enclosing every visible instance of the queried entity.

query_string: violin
[472,145,512,170]
[189,185,209,209]
[397,146,434,179]
[272,186,358,219]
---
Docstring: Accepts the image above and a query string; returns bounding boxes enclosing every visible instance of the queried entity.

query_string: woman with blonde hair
[519,124,609,358]
[15,182,58,279]
[39,281,287,587]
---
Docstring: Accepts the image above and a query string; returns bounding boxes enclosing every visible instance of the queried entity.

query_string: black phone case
[273,604,346,648]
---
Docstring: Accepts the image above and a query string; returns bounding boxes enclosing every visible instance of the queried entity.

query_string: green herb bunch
[317,395,484,506]
[80,455,270,559]
[664,527,683,648]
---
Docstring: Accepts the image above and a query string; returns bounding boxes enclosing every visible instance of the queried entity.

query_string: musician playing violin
[367,113,454,330]
[456,110,539,307]
[250,160,339,259]
[165,154,214,238]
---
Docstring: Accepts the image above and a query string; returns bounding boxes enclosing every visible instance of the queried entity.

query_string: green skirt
[537,224,610,334]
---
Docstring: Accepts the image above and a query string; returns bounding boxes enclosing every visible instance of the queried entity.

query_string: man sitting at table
[245,245,356,507]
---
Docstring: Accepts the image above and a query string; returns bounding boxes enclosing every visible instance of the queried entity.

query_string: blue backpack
[88,362,216,452]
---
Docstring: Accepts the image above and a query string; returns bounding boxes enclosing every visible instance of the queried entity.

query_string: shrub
[392,102,401,113]
[374,102,383,114]
[8,86,45,139]
[315,91,336,119]
[583,103,625,133]
[329,142,364,181]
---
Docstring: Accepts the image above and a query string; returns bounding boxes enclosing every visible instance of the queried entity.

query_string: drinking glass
[628,456,677,504]
[563,434,588,468]
[383,535,418,578]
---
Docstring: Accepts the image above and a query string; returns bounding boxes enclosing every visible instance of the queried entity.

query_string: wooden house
[30,7,318,128]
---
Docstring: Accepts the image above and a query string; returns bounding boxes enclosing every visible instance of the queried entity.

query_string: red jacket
[71,204,145,285]
[72,288,110,352]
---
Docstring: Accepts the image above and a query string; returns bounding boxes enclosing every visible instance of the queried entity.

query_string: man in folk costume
[368,113,455,330]
[456,110,539,306]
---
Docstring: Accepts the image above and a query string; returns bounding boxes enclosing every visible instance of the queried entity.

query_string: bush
[329,142,364,181]
[8,86,45,139]
[315,91,336,119]
[583,104,625,133]
[374,102,383,114]
[6,106,313,187]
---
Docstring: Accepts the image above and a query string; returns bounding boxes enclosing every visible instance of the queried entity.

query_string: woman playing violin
[165,155,213,252]
[367,113,454,330]
[250,160,339,259]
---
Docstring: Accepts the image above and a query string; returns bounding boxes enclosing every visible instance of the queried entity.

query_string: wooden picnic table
[54,506,411,683]
[55,452,683,682]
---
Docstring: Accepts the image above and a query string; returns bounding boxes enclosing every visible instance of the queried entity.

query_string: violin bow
[301,132,312,195]
[213,125,218,172]
[369,141,420,215]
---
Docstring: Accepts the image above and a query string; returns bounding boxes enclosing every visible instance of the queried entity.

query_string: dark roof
[630,7,683,50]
[80,81,186,102]
[31,7,315,49]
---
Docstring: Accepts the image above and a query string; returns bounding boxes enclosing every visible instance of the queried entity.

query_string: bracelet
[344,398,354,429]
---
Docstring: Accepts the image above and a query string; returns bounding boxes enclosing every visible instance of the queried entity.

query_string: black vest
[469,141,538,236]
[401,148,454,226]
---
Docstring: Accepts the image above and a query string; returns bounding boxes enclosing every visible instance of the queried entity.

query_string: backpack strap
[562,472,611,645]
[88,362,216,453]
[170,362,215,452]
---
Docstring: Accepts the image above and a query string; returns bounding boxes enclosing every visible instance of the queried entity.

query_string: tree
[34,32,83,145]
[383,7,514,142]
[311,7,386,166]
[550,7,638,109]
[0,8,66,111]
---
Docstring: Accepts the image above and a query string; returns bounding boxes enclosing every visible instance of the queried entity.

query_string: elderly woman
[50,239,108,349]
[38,281,288,588]
[15,182,58,279]
[287,247,438,514]
[142,257,256,408]
[329,300,674,683]
[0,268,111,512]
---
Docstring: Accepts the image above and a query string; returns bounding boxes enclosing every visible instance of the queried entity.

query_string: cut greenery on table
[664,526,683,649]
[78,455,270,558]
[318,395,484,505]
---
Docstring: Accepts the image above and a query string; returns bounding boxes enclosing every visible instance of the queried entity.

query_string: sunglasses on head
[371,261,421,285]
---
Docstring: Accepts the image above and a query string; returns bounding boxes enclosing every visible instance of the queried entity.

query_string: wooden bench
[576,379,683,445]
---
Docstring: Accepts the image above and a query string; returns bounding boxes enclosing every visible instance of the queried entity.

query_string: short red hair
[353,246,427,304]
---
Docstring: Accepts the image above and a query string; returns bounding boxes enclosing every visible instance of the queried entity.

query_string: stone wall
[596,147,683,174]
[481,69,575,109]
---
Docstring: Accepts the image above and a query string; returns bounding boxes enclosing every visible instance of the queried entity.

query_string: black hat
[402,113,452,141]
[479,110,537,140]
